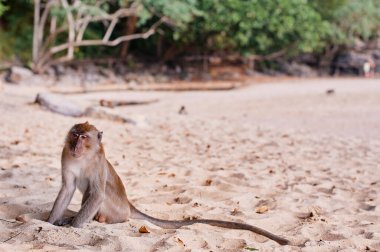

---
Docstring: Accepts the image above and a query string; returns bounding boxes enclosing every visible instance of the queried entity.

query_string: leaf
[231,208,240,216]
[10,140,20,145]
[139,225,150,233]
[255,205,268,214]
[176,237,185,246]
[204,179,212,186]
[245,247,258,251]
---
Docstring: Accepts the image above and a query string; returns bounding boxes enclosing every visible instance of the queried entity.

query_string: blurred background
[0,0,379,85]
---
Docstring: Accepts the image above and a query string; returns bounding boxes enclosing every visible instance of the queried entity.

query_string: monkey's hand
[53,216,74,226]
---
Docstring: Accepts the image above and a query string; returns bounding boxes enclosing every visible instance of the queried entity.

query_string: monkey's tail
[129,204,290,245]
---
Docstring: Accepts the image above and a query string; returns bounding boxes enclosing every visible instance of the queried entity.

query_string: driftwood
[99,99,159,108]
[35,93,84,117]
[84,106,147,127]
[50,81,244,94]
[84,106,135,124]
[34,93,147,126]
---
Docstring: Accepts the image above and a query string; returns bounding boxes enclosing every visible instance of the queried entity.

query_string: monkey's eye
[72,132,79,137]
[80,135,88,139]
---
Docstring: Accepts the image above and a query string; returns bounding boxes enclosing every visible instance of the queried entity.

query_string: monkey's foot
[54,216,74,226]
[95,213,107,223]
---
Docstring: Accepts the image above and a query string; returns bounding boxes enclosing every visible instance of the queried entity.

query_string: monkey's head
[66,122,103,158]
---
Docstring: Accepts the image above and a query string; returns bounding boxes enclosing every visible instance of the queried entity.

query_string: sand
[0,78,379,251]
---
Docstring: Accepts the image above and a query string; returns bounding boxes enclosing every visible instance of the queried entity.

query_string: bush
[0,0,379,67]
[0,0,33,62]
[163,0,330,58]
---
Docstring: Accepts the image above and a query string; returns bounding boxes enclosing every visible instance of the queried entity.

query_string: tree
[310,0,380,70]
[159,0,330,64]
[0,1,33,62]
[32,0,173,73]
[327,0,380,46]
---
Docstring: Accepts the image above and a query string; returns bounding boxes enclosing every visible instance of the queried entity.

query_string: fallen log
[99,98,159,108]
[84,106,148,127]
[35,93,84,117]
[34,93,147,126]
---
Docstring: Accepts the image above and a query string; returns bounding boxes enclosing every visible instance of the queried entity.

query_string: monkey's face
[67,122,103,158]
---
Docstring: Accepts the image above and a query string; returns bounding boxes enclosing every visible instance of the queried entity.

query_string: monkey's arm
[48,173,76,225]
[71,177,106,228]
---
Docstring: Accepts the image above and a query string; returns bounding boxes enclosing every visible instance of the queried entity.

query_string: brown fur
[47,122,290,246]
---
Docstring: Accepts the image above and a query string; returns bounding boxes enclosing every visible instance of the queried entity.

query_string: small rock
[334,52,371,75]
[326,89,335,95]
[124,73,154,84]
[360,203,376,211]
[99,68,116,79]
[178,105,187,115]
[6,66,33,84]
[154,74,170,83]
[282,62,318,77]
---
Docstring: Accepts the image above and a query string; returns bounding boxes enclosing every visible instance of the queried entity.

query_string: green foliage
[324,0,380,46]
[0,0,9,17]
[0,0,379,64]
[138,0,201,27]
[0,0,33,62]
[309,0,348,20]
[166,0,330,57]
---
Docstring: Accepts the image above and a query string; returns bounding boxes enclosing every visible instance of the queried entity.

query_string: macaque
[47,122,290,245]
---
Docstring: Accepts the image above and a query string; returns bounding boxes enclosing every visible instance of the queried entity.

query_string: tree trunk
[33,0,41,64]
[120,16,138,58]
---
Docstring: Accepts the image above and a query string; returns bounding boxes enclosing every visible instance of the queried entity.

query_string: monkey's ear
[98,131,103,142]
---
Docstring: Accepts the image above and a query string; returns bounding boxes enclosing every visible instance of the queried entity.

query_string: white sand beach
[0,78,379,251]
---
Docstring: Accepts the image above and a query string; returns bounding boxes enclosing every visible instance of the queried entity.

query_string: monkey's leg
[71,197,103,227]
[71,186,105,228]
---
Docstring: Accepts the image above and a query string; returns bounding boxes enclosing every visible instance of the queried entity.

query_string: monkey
[47,122,290,246]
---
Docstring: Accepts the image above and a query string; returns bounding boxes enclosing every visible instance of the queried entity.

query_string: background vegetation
[0,0,379,71]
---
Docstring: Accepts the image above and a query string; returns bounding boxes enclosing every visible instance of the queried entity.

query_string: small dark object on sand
[326,89,335,95]
[178,105,187,115]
